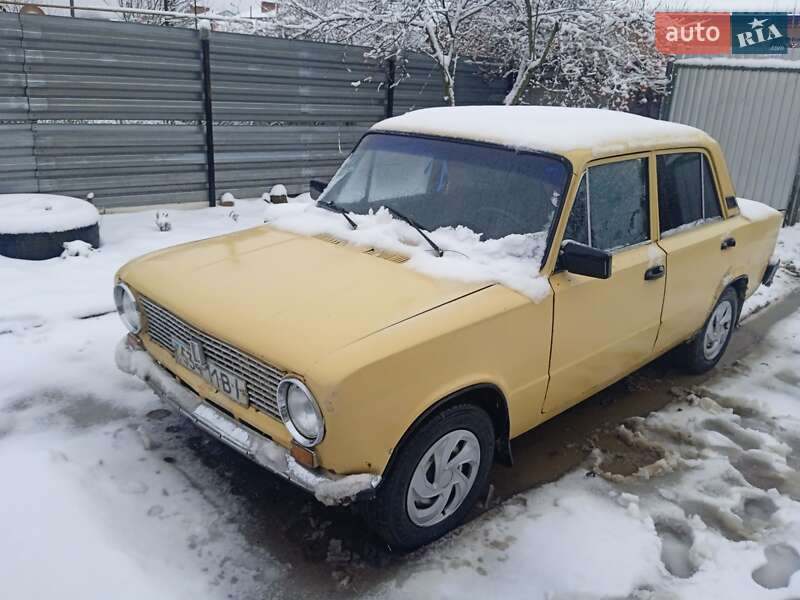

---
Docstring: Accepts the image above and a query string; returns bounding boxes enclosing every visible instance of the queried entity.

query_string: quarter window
[563,158,650,252]
[657,153,721,234]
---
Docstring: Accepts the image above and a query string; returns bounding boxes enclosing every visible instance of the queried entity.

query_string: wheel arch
[699,276,748,340]
[381,383,512,484]
[728,275,748,324]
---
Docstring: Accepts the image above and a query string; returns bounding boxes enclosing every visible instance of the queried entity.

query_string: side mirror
[558,241,612,279]
[309,179,328,200]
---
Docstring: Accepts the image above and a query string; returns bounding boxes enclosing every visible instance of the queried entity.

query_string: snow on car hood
[262,199,553,302]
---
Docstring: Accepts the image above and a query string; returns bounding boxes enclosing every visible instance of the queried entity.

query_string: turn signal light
[291,442,319,469]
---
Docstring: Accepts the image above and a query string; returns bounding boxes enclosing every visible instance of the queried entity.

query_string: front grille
[140,296,284,420]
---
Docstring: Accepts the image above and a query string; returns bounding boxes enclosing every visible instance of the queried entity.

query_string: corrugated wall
[0,13,505,209]
[0,14,37,194]
[667,61,800,223]
[206,30,383,200]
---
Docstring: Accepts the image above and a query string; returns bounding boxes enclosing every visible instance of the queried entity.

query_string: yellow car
[115,106,782,550]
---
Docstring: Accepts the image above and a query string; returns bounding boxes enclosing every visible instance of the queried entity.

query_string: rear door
[653,150,737,353]
[545,154,667,415]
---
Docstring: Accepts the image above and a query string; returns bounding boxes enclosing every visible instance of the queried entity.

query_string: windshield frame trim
[344,130,575,273]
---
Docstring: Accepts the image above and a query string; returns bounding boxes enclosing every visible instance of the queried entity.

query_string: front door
[544,154,667,415]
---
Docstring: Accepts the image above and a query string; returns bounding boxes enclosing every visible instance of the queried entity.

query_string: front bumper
[115,335,380,505]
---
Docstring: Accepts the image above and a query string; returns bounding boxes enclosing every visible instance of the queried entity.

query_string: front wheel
[364,404,495,551]
[677,287,739,374]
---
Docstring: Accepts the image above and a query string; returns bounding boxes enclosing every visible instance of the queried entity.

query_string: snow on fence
[0,13,505,210]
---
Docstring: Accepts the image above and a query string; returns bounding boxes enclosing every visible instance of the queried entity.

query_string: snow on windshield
[263,199,554,303]
[318,133,568,243]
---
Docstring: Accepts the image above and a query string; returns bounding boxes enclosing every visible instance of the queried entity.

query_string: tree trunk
[504,19,560,105]
[441,68,456,106]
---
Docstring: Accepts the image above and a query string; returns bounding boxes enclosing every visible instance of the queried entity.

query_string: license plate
[173,338,249,407]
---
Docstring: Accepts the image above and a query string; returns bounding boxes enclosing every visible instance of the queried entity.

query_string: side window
[563,158,650,252]
[657,152,721,233]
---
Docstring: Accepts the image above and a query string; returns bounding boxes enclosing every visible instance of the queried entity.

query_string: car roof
[370,106,713,162]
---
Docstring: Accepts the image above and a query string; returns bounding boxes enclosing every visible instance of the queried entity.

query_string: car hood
[119,225,488,372]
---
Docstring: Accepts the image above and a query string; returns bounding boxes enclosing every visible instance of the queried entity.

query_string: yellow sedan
[115,106,782,550]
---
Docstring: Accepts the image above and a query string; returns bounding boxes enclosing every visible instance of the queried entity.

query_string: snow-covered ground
[1,198,799,599]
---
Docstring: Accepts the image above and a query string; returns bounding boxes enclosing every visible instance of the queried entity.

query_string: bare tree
[474,0,666,109]
[499,1,561,105]
[284,0,498,106]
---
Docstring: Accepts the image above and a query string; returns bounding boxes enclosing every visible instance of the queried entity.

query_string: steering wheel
[469,206,527,237]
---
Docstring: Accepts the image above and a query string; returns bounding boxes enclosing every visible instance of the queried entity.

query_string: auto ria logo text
[656,12,792,55]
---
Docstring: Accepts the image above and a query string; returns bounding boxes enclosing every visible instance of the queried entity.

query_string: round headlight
[277,378,324,447]
[113,282,141,334]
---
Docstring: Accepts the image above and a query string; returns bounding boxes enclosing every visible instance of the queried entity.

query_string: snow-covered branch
[283,0,498,107]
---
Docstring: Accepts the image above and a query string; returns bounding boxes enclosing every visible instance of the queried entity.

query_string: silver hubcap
[406,429,481,527]
[703,300,734,360]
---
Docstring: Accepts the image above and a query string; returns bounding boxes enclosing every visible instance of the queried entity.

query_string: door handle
[644,265,665,280]
[721,237,736,250]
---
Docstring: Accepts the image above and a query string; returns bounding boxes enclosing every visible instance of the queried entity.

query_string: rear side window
[563,158,650,252]
[657,153,721,234]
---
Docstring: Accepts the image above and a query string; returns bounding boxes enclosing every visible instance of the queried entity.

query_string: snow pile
[268,184,288,204]
[375,475,664,598]
[60,240,95,259]
[372,106,711,157]
[737,197,780,223]
[263,200,553,302]
[0,193,99,235]
[155,210,171,232]
[269,184,287,197]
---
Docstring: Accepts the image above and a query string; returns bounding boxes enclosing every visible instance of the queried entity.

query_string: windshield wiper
[383,205,444,257]
[317,200,358,230]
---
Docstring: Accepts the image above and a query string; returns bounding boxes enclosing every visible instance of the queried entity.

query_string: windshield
[319,133,569,241]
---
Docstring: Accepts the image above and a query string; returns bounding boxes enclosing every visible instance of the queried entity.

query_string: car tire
[677,286,739,374]
[363,403,495,552]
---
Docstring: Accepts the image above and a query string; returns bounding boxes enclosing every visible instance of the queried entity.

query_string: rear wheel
[677,287,739,374]
[364,404,494,551]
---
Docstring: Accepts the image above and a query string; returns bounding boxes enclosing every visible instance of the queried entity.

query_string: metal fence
[666,59,800,225]
[0,13,506,209]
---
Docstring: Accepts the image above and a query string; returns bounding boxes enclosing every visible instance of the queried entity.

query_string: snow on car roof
[371,106,711,158]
